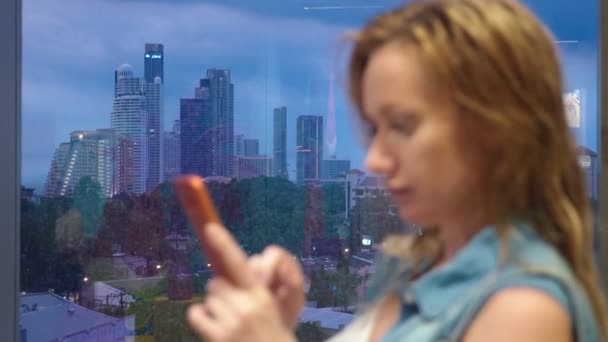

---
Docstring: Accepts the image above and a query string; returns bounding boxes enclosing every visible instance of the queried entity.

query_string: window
[8,0,606,341]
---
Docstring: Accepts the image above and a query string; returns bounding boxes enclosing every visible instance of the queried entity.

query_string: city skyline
[22,0,600,191]
[37,52,597,195]
[43,57,354,195]
[41,41,358,194]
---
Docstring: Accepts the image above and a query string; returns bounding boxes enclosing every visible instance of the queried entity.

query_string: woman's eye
[390,121,415,135]
[368,125,378,137]
[362,123,377,139]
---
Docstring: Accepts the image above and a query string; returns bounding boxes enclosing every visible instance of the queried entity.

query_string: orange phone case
[173,174,222,246]
[174,175,255,287]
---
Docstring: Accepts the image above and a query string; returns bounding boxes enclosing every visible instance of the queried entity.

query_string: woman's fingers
[258,245,306,328]
[204,294,237,325]
[202,223,254,288]
[187,304,225,341]
[247,254,265,282]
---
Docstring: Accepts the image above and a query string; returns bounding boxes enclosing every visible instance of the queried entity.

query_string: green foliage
[21,197,85,297]
[73,176,105,237]
[126,285,163,336]
[296,321,328,342]
[204,176,307,256]
[321,183,346,238]
[126,283,203,341]
[308,267,362,312]
[349,193,406,251]
[154,298,202,342]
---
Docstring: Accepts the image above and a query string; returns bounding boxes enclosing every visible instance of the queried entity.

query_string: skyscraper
[273,107,287,178]
[180,69,234,178]
[243,139,259,157]
[144,43,164,84]
[234,156,272,179]
[296,115,323,184]
[321,159,351,181]
[143,77,163,191]
[180,96,209,177]
[45,143,72,197]
[164,120,181,181]
[206,69,235,177]
[143,43,164,191]
[45,129,116,197]
[115,136,135,195]
[235,134,245,156]
[111,64,148,194]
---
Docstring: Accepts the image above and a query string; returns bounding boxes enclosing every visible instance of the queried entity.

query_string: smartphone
[173,174,250,286]
[174,174,222,229]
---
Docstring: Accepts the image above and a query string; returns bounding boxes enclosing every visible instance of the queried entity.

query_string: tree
[308,267,333,307]
[217,177,305,256]
[55,208,85,255]
[349,193,411,252]
[308,267,362,312]
[73,176,105,237]
[296,321,327,342]
[124,193,173,275]
[92,195,133,257]
[322,183,346,238]
[126,284,162,336]
[21,197,85,298]
[21,199,55,292]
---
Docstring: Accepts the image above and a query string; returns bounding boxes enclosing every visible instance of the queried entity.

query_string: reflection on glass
[19,0,599,341]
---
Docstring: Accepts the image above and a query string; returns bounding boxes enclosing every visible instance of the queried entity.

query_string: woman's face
[361,42,482,226]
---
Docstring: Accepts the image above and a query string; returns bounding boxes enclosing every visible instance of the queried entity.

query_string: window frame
[0,0,21,339]
[598,0,608,291]
[1,0,608,338]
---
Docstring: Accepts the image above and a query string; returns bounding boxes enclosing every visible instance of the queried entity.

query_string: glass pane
[19,1,406,341]
[524,0,600,246]
[19,0,600,341]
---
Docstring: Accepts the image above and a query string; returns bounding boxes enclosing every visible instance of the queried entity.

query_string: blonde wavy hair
[348,0,608,335]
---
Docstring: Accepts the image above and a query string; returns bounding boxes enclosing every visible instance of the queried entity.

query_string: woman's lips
[388,186,413,197]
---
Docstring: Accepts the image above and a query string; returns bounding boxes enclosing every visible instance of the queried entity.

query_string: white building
[163,120,180,181]
[20,292,135,342]
[345,170,386,218]
[111,64,148,194]
[234,155,272,179]
[80,281,135,309]
[45,129,116,197]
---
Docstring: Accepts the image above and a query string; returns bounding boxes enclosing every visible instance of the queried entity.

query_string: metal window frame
[1,0,20,340]
[0,0,607,338]
[599,0,608,290]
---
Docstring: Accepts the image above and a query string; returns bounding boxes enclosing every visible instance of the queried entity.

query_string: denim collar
[404,226,501,319]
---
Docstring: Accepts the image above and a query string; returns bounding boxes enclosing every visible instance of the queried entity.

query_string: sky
[21,0,601,191]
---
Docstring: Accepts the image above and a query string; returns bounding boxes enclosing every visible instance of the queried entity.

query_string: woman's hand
[248,245,306,329]
[186,223,301,342]
[187,277,296,342]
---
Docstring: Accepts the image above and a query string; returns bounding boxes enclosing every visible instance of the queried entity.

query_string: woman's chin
[399,206,430,226]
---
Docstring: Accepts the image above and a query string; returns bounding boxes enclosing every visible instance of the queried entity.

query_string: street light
[83,277,89,282]
[156,265,161,270]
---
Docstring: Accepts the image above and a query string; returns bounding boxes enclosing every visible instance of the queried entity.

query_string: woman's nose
[365,138,394,175]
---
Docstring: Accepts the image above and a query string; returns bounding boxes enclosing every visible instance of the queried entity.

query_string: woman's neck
[435,214,488,265]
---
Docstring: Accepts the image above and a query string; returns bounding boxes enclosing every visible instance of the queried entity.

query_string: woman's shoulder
[463,285,573,341]
[463,224,599,341]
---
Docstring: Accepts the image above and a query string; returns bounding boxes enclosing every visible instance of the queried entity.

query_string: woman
[186,0,608,340]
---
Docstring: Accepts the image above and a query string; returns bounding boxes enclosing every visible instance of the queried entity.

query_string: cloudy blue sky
[21,0,600,191]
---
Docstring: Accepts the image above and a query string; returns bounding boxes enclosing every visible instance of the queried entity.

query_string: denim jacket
[355,223,600,341]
